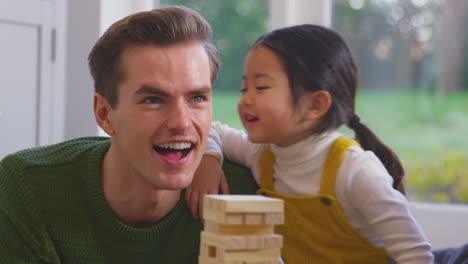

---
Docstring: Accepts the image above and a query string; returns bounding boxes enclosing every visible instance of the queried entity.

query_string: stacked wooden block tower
[199,195,284,264]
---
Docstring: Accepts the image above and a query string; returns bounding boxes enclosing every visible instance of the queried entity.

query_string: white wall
[100,0,154,34]
[63,0,153,140]
[411,202,468,249]
[51,0,67,145]
[64,0,101,140]
[269,0,332,29]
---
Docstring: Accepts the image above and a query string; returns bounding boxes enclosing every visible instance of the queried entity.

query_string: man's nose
[165,101,191,133]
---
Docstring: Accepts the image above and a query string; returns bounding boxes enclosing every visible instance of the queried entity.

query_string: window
[157,0,468,205]
[333,0,468,204]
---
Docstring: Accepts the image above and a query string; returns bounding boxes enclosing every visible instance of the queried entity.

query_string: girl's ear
[94,93,115,136]
[302,90,332,121]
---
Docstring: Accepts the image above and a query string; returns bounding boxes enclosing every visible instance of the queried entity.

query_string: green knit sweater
[0,137,258,263]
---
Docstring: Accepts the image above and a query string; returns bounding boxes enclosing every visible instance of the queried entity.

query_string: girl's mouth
[244,113,259,122]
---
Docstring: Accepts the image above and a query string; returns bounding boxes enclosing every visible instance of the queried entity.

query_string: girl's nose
[239,90,253,106]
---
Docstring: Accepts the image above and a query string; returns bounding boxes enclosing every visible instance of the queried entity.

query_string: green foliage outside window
[159,0,468,204]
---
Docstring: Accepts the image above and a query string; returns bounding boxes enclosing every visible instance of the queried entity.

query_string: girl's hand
[185,155,230,220]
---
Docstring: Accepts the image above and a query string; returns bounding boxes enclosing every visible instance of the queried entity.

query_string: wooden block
[204,221,275,236]
[265,212,284,225]
[201,231,283,250]
[221,248,281,262]
[199,243,281,262]
[249,234,283,249]
[244,212,284,225]
[204,209,245,225]
[199,255,281,264]
[204,210,285,226]
[204,195,284,213]
[200,243,209,256]
[245,213,264,225]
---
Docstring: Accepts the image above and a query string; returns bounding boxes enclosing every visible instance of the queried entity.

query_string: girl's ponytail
[348,115,406,194]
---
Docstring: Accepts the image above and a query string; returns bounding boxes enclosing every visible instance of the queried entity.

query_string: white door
[0,1,53,159]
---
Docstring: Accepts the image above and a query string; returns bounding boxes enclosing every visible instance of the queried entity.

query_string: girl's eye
[256,86,269,90]
[191,95,207,103]
[240,88,247,93]
[143,97,162,104]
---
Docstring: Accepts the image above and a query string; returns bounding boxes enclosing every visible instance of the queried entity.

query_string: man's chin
[162,174,194,190]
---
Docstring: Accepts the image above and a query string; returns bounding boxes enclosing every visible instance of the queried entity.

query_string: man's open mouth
[153,142,194,161]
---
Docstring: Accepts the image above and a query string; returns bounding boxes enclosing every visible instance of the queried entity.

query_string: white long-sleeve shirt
[206,121,434,263]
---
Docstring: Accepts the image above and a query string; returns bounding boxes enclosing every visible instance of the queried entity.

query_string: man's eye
[240,88,247,93]
[256,86,269,90]
[143,97,162,104]
[191,95,207,103]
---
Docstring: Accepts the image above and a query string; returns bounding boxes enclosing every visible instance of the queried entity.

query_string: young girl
[186,24,433,263]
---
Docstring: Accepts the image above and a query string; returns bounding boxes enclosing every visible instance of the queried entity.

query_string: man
[0,6,256,263]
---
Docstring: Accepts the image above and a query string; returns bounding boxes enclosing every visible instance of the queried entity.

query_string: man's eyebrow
[135,85,170,97]
[187,87,212,96]
[135,85,211,96]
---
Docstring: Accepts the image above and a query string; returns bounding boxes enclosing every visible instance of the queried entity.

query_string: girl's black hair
[254,24,405,194]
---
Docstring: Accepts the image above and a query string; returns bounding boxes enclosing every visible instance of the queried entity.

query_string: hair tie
[347,114,360,129]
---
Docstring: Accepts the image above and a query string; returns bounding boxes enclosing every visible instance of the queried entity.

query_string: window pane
[333,0,468,204]
[158,0,269,129]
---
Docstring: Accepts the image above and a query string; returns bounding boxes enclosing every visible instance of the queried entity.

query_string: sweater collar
[85,138,188,240]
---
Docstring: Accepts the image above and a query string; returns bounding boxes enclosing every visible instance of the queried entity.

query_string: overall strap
[259,146,275,190]
[319,137,359,196]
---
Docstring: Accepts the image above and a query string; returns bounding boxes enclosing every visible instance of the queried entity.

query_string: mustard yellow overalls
[257,137,393,263]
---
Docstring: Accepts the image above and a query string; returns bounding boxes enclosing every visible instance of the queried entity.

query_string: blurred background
[159,0,468,205]
[1,0,467,248]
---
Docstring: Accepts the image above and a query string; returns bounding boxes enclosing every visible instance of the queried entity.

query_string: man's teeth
[156,142,192,149]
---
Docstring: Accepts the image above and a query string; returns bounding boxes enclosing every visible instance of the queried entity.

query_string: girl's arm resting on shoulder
[186,122,260,220]
[209,121,259,168]
[348,153,434,264]
[185,155,229,219]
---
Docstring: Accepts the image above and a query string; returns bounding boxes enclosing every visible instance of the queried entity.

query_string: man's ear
[302,90,332,121]
[94,93,115,136]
